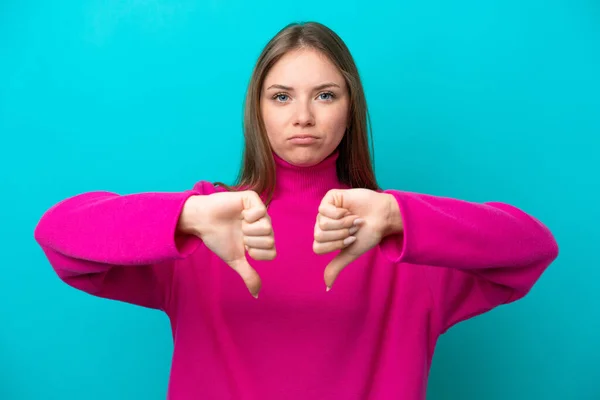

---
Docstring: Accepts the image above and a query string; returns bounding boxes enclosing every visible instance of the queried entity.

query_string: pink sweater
[34,152,558,400]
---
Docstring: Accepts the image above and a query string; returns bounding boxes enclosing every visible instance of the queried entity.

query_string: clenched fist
[313,189,403,290]
[177,190,276,298]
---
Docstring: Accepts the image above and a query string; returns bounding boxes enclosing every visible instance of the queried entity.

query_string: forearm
[35,190,202,268]
[379,190,559,271]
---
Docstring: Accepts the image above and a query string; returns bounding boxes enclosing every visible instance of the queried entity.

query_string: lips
[289,135,319,145]
[289,135,318,140]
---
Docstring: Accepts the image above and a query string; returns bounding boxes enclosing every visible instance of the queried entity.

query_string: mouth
[288,135,319,145]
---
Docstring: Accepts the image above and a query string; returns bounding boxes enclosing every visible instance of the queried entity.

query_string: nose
[293,100,315,127]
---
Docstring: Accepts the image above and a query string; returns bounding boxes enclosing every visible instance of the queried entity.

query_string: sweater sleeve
[33,189,204,312]
[379,190,559,334]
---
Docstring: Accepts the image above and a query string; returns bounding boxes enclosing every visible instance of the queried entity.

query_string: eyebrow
[265,82,341,91]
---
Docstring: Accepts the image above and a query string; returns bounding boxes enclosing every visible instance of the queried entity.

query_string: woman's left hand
[313,188,404,291]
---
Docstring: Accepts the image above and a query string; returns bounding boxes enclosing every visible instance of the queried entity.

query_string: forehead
[263,48,346,88]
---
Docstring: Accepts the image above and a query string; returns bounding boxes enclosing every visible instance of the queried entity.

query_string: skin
[258,46,403,289]
[260,47,349,167]
[178,47,404,297]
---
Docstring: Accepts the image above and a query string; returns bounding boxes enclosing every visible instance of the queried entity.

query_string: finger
[322,189,345,209]
[242,217,273,236]
[227,258,262,298]
[318,213,364,231]
[318,202,349,219]
[324,249,360,290]
[244,235,275,250]
[313,235,356,254]
[247,247,276,261]
[242,191,267,223]
[314,224,359,242]
[242,206,267,223]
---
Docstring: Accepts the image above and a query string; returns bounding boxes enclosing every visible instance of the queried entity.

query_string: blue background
[1,1,598,399]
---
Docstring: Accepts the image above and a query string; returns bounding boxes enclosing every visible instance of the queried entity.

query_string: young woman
[34,21,559,400]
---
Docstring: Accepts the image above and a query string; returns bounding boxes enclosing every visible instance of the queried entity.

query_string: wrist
[382,193,404,237]
[177,195,205,236]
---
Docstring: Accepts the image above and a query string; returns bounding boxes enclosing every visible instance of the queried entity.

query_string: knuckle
[248,248,261,259]
[314,230,323,241]
[257,220,266,231]
[326,189,338,198]
[241,190,254,200]
[256,204,267,216]
[313,242,322,254]
[260,249,275,260]
[263,221,273,234]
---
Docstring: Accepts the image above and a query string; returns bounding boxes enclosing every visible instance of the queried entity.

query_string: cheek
[261,103,287,140]
[321,105,348,139]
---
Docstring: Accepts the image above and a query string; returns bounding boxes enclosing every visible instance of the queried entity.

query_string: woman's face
[260,47,349,167]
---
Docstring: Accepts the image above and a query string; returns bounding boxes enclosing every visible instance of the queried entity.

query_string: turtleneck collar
[272,151,342,201]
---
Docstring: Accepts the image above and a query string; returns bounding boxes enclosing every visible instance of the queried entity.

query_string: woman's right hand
[177,191,275,298]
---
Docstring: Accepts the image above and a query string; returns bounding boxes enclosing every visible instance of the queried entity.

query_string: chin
[284,151,325,167]
[289,157,319,167]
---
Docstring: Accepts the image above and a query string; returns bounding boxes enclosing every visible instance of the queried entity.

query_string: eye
[318,92,335,101]
[273,93,289,102]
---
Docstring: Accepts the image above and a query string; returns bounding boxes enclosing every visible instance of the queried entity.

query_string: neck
[272,151,341,201]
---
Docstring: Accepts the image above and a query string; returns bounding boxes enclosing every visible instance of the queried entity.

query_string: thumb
[323,249,359,291]
[228,257,262,298]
